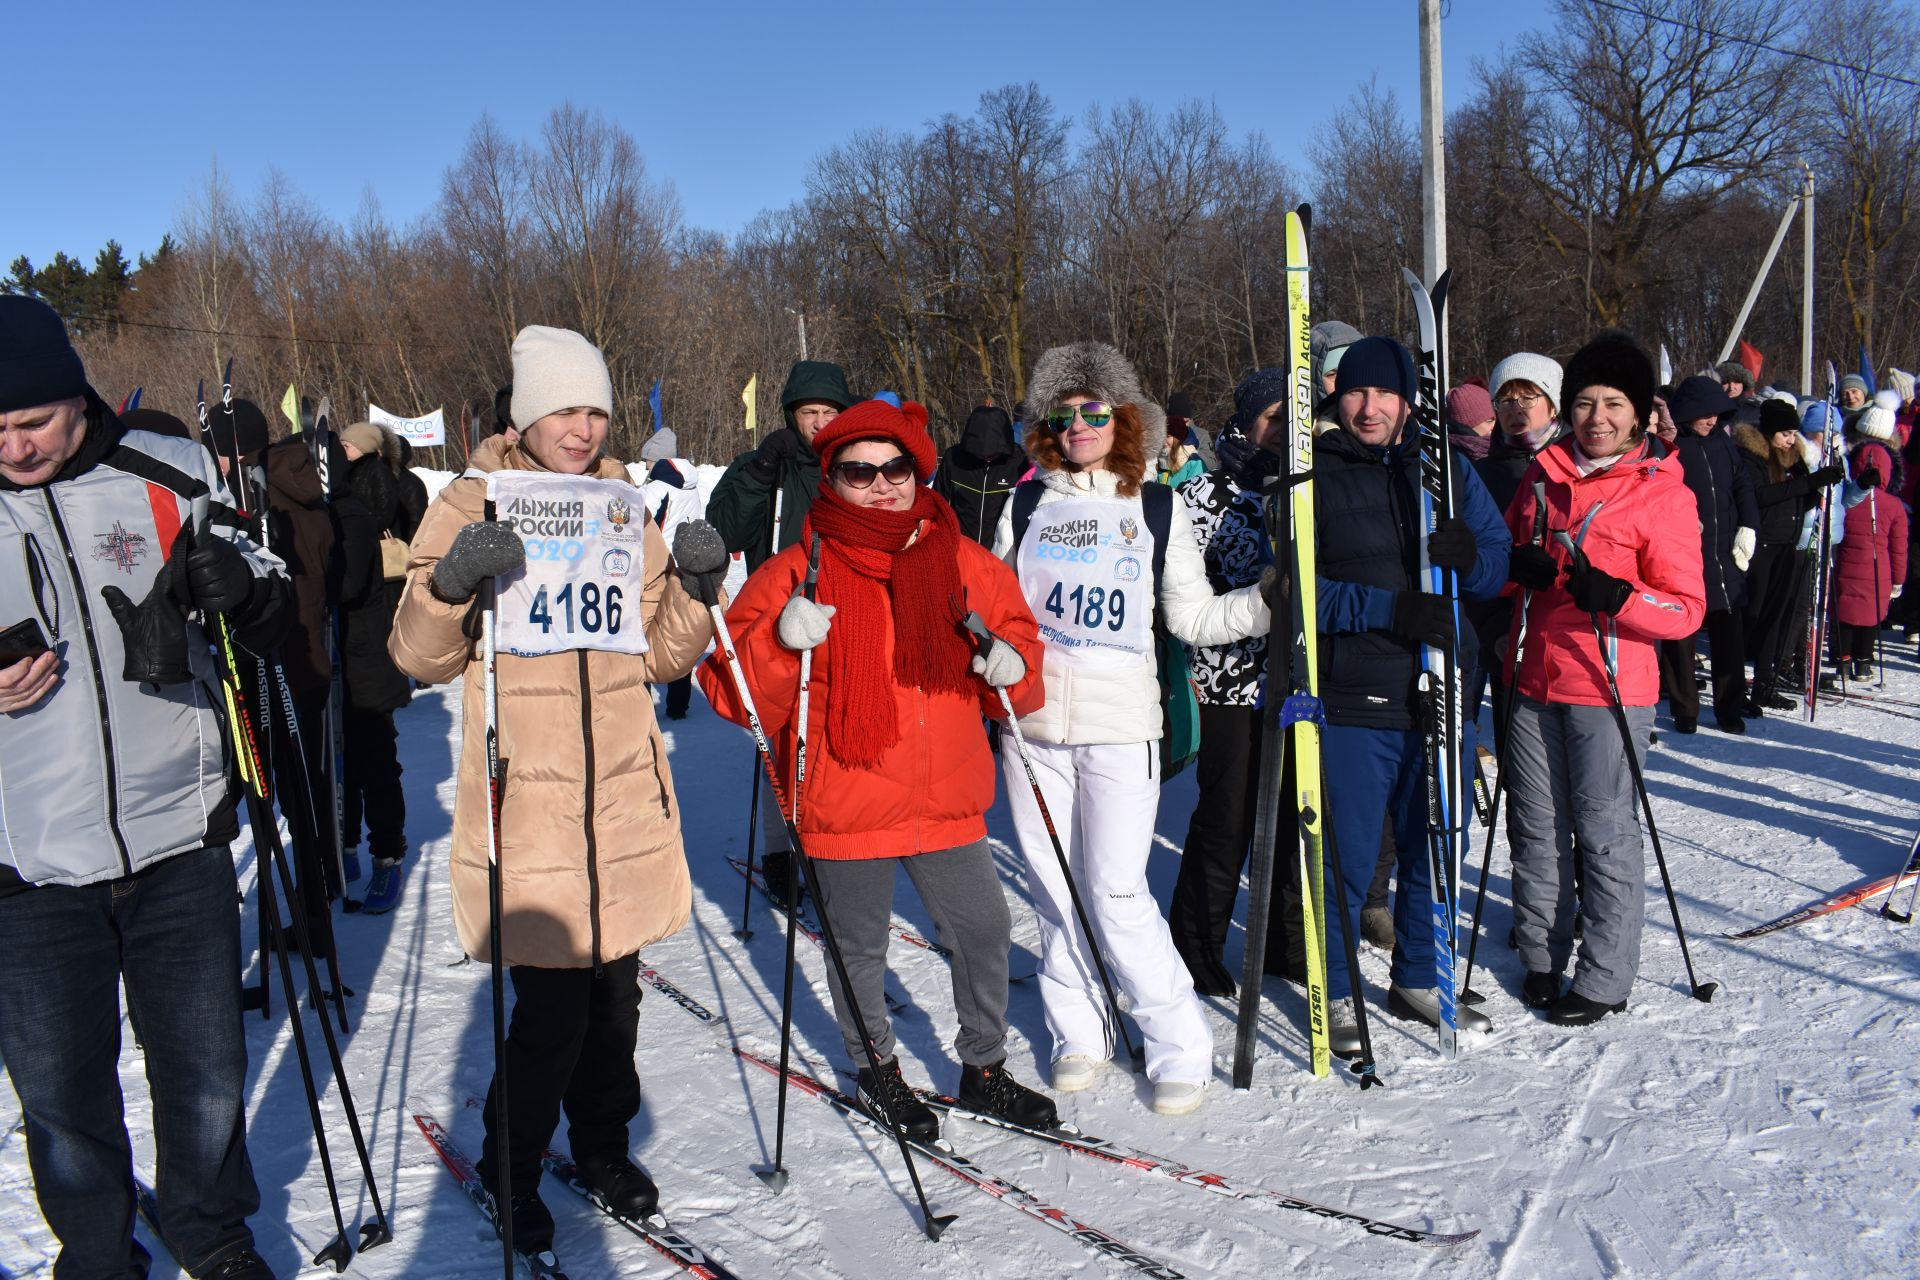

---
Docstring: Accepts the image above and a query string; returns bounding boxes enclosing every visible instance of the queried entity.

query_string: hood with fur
[1024,341,1166,475]
[1732,420,1818,469]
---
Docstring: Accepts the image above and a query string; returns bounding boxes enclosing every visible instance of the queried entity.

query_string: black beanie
[1562,330,1655,427]
[205,397,272,459]
[1332,336,1416,402]
[120,407,193,440]
[1166,390,1195,420]
[0,295,89,412]
[1759,397,1800,435]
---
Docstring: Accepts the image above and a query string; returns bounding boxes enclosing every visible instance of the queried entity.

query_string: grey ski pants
[1505,696,1654,1005]
[811,839,1012,1071]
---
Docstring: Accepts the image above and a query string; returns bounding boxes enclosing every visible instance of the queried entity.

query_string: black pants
[1660,609,1745,722]
[1168,703,1299,980]
[479,953,642,1187]
[1743,545,1802,693]
[1832,621,1878,664]
[343,706,407,862]
[663,675,692,719]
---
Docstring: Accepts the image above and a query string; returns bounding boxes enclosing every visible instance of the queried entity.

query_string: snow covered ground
[5,634,1920,1278]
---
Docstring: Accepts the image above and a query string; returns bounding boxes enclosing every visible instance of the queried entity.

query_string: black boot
[484,1184,555,1254]
[856,1057,939,1141]
[958,1059,1059,1130]
[203,1249,277,1279]
[1546,990,1627,1026]
[575,1153,659,1221]
[1522,971,1562,1010]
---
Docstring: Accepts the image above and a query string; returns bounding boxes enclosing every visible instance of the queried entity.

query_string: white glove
[777,595,835,651]
[1732,527,1756,573]
[970,636,1027,688]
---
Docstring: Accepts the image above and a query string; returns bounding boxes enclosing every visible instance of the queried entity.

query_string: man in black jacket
[931,403,1022,545]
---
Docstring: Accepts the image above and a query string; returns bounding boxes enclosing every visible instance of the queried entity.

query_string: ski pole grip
[958,609,993,655]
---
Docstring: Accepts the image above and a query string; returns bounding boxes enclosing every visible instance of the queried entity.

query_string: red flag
[1738,341,1764,382]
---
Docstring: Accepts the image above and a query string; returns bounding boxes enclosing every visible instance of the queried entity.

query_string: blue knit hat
[1800,400,1839,438]
[1332,337,1416,402]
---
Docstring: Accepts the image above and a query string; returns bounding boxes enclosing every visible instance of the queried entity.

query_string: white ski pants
[1002,738,1213,1085]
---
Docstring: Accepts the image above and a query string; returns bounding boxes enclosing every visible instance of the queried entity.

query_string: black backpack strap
[1010,479,1045,565]
[1141,482,1173,610]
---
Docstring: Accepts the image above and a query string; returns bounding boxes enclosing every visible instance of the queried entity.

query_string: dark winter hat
[1759,398,1800,436]
[1332,337,1416,403]
[1229,368,1291,434]
[780,360,852,412]
[1445,383,1495,430]
[811,398,938,481]
[1713,360,1753,389]
[1666,375,1738,426]
[492,383,514,432]
[0,295,89,413]
[1561,330,1656,427]
[205,396,273,459]
[1311,320,1364,382]
[120,407,193,440]
[1166,390,1195,420]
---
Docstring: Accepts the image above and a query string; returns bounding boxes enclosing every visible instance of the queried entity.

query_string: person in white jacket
[994,342,1269,1116]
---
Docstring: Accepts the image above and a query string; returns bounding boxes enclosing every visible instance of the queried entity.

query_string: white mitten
[777,596,835,651]
[1732,526,1756,573]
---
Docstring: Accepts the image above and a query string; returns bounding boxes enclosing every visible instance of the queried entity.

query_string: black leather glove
[1809,464,1844,488]
[431,521,526,603]
[183,530,256,614]
[100,526,192,683]
[1858,465,1884,490]
[748,427,804,482]
[672,520,729,606]
[1566,551,1633,616]
[1427,517,1478,573]
[1389,592,1455,648]
[1509,544,1559,590]
[1258,563,1282,607]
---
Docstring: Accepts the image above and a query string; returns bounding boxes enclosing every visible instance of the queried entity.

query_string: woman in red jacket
[1501,333,1707,1027]
[1826,404,1910,684]
[699,398,1056,1140]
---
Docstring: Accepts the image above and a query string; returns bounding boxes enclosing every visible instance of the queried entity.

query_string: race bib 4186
[488,471,651,659]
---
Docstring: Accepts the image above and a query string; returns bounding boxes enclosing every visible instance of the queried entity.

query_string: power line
[62,308,457,351]
[1585,0,1920,92]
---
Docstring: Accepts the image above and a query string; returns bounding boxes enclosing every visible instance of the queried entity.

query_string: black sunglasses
[832,454,917,488]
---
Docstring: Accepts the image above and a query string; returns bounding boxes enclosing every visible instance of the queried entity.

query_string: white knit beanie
[1857,403,1898,442]
[1489,352,1565,414]
[510,326,614,431]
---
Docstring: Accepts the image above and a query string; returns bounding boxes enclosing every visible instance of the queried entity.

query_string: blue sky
[11,0,1549,267]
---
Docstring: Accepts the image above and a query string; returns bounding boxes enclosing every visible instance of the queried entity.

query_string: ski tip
[924,1212,959,1242]
[1425,1228,1482,1247]
[754,1166,789,1195]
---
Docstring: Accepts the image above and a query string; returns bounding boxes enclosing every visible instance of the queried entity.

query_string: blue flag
[1859,347,1877,396]
[649,379,664,435]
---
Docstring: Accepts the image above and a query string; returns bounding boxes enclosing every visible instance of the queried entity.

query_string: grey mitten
[777,595,835,651]
[672,519,729,605]
[431,521,525,603]
[969,635,1027,688]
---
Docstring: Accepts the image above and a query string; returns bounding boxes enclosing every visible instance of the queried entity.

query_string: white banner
[368,403,445,446]
[486,471,650,659]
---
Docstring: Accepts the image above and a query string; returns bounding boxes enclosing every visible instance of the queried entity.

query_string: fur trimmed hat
[1488,352,1564,414]
[1714,360,1754,388]
[1024,341,1166,469]
[810,398,938,481]
[1562,331,1656,427]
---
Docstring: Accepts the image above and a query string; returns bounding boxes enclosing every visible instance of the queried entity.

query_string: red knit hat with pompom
[810,398,938,481]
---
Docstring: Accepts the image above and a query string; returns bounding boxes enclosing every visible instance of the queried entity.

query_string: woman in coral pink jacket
[1498,333,1706,1028]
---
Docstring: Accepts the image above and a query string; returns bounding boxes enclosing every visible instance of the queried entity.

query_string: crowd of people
[4,282,1917,1274]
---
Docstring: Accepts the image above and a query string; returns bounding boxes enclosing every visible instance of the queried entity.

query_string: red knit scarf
[803,485,971,769]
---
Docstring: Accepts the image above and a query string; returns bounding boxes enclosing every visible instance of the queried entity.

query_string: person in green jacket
[706,359,852,903]
[707,360,853,572]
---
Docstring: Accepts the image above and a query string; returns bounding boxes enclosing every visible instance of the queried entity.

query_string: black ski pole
[735,762,761,942]
[1878,827,1920,924]
[959,612,1142,1073]
[757,533,822,1194]
[703,574,953,1240]
[266,656,354,1029]
[476,503,516,1280]
[1557,535,1718,1003]
[1461,485,1549,1004]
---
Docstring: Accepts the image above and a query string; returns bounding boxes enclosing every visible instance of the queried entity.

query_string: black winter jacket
[1674,423,1760,612]
[931,407,1023,546]
[340,454,412,712]
[1731,422,1818,548]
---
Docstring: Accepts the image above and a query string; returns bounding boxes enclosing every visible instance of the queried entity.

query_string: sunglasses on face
[1045,402,1117,431]
[832,455,917,488]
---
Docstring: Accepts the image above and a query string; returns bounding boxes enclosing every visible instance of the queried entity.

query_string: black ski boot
[203,1249,277,1279]
[958,1059,1059,1130]
[1522,971,1562,1010]
[1546,990,1626,1026]
[486,1184,555,1255]
[856,1057,939,1141]
[576,1153,659,1221]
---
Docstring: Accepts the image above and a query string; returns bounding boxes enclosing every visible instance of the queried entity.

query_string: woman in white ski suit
[994,342,1269,1114]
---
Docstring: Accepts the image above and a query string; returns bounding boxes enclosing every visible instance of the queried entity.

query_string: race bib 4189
[488,471,651,659]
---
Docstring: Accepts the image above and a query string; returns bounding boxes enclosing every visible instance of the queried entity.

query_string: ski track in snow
[4,638,1920,1277]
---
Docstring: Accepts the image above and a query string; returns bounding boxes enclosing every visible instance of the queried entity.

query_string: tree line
[10,0,1918,466]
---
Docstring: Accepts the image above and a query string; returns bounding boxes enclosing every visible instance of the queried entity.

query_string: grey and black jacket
[0,403,290,891]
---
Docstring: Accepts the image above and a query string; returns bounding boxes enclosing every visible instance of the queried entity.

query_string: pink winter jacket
[1504,438,1707,708]
[1833,440,1910,628]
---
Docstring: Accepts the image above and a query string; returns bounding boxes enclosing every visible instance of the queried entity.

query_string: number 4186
[528,581,623,635]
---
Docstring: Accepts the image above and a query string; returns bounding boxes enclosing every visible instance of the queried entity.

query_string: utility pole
[1419,0,1448,356]
[787,307,809,361]
[1800,164,1814,399]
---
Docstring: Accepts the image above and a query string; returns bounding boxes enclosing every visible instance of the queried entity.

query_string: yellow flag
[281,383,302,433]
[741,374,758,435]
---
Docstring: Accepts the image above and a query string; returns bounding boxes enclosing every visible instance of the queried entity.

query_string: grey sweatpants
[810,839,1012,1070]
[1505,697,1654,1005]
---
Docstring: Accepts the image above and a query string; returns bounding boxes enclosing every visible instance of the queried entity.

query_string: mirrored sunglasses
[1045,402,1117,431]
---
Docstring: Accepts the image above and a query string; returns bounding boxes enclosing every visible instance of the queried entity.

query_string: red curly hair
[1024,402,1147,498]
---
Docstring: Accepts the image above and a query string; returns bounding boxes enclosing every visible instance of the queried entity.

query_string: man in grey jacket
[0,296,291,1279]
